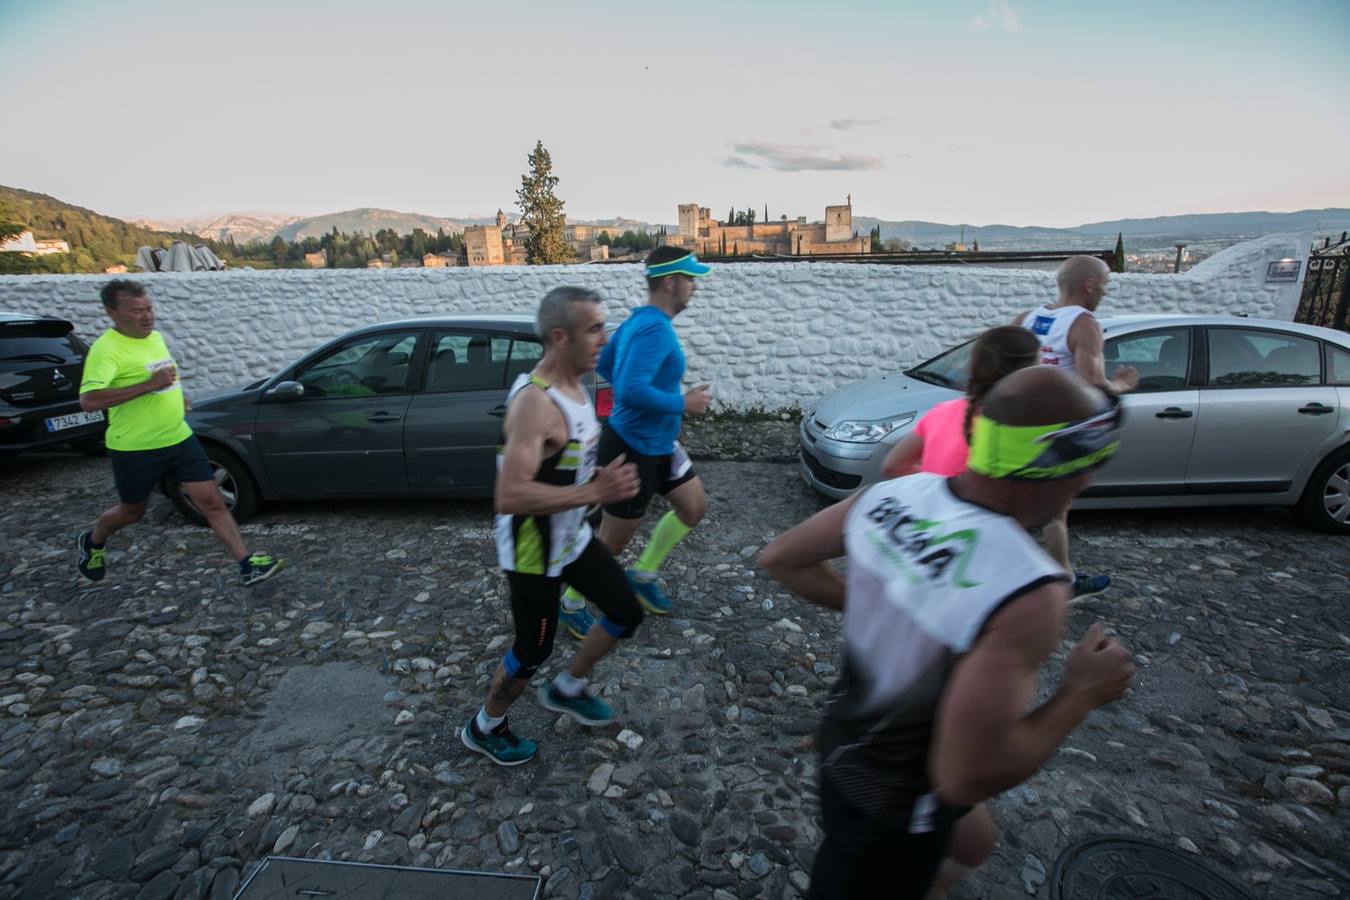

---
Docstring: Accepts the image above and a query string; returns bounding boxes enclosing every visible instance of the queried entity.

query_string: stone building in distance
[668,197,869,256]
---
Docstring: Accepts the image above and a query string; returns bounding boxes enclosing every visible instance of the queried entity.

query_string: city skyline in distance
[3,0,1348,227]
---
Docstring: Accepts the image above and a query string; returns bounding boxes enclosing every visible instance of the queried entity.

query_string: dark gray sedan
[168,315,612,524]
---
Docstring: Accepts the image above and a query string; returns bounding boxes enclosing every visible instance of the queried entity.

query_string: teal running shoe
[461,716,538,766]
[538,683,614,727]
[626,570,672,615]
[558,602,596,640]
[1071,573,1111,600]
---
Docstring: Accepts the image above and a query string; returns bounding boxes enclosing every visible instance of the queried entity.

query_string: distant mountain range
[854,208,1350,249]
[132,208,669,245]
[127,212,301,245]
[134,204,1350,250]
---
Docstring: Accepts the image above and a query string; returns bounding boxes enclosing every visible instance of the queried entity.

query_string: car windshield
[0,326,84,371]
[906,338,973,390]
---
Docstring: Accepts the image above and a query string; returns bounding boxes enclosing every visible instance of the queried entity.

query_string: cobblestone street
[1,449,1347,899]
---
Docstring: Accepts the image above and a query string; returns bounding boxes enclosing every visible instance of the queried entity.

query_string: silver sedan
[799,315,1350,534]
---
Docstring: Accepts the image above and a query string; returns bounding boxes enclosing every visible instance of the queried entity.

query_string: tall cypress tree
[517,140,571,264]
[1113,233,1126,273]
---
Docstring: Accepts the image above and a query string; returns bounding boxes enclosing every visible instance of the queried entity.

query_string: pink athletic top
[914,398,971,477]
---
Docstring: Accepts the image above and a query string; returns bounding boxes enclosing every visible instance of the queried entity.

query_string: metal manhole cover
[1051,836,1253,900]
[235,857,541,900]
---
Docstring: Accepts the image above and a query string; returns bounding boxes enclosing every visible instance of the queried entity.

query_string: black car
[168,315,614,524]
[0,312,107,456]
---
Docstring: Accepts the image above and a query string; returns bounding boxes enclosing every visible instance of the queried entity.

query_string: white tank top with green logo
[494,373,600,577]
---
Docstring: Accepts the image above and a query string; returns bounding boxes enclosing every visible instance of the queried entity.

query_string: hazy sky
[3,0,1348,226]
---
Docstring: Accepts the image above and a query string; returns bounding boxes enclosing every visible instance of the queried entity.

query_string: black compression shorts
[595,423,697,520]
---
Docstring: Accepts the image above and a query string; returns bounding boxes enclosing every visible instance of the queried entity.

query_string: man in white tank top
[463,288,646,767]
[1013,256,1139,599]
[760,367,1134,900]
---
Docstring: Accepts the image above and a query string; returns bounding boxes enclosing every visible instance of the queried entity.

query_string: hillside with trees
[0,186,465,273]
[0,185,223,274]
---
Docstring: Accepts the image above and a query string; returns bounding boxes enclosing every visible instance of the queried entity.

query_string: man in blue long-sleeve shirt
[559,247,712,631]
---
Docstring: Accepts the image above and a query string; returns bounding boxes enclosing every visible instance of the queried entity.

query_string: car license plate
[45,410,105,432]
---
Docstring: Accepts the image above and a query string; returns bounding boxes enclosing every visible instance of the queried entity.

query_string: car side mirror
[264,380,306,402]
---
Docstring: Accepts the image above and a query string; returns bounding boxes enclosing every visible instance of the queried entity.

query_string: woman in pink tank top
[882,325,1040,479]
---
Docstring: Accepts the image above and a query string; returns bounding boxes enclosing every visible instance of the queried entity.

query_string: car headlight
[824,413,915,443]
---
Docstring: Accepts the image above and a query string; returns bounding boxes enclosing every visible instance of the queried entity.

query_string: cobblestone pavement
[1,448,1348,900]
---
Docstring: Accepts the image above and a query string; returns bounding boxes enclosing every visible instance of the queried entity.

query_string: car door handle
[1155,407,1193,419]
[488,404,508,417]
[1297,403,1334,416]
[367,413,402,423]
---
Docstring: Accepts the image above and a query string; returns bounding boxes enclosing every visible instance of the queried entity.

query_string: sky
[2,0,1349,227]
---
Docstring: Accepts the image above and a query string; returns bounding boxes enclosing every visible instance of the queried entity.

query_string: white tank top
[494,373,600,576]
[817,473,1066,823]
[1023,305,1093,370]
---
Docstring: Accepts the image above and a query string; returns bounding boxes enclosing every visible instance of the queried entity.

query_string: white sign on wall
[1265,259,1302,283]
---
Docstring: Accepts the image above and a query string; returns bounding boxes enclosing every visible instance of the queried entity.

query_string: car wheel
[1296,445,1350,535]
[166,444,261,526]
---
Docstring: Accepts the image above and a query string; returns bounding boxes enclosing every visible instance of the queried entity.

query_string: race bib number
[670,442,692,480]
[145,358,181,394]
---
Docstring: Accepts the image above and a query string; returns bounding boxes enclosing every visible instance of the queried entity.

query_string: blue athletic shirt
[598,305,685,456]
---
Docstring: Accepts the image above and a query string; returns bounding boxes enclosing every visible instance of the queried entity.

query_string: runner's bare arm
[880,432,924,479]
[495,388,636,516]
[1069,315,1137,394]
[757,495,859,611]
[79,367,177,411]
[932,588,1133,805]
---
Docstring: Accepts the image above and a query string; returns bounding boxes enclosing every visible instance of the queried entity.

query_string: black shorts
[108,436,213,504]
[595,424,697,520]
[808,775,957,900]
[503,537,643,676]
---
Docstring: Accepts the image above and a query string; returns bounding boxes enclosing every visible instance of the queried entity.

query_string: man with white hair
[1014,255,1139,599]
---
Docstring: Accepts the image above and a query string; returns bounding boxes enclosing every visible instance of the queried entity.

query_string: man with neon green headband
[760,366,1133,900]
[558,245,713,633]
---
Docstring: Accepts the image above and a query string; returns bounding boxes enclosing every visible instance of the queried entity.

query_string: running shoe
[538,683,614,727]
[76,530,106,582]
[626,570,672,615]
[1071,573,1111,600]
[242,553,287,586]
[558,602,597,640]
[461,716,538,766]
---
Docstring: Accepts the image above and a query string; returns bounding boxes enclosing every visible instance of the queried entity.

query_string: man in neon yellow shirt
[75,280,286,586]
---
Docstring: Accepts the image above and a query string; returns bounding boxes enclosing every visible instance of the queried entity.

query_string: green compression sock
[561,586,587,612]
[634,511,693,575]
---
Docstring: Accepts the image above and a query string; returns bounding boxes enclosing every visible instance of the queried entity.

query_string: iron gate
[1296,232,1350,332]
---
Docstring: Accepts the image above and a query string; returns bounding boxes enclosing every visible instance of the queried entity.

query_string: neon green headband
[967,399,1123,481]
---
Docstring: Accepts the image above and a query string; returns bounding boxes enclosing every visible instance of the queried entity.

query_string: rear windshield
[0,324,85,365]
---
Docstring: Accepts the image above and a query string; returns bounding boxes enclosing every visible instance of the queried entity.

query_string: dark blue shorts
[108,436,213,504]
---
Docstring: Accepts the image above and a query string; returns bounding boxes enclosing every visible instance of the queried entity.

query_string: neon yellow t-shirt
[79,329,193,451]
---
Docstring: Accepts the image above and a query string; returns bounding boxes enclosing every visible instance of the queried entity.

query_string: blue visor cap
[645,253,711,279]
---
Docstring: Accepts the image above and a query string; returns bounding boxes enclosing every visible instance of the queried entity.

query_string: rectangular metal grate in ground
[234,857,541,900]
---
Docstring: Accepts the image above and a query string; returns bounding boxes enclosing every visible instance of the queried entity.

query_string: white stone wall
[0,233,1309,412]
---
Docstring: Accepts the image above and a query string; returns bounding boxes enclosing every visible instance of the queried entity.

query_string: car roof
[346,314,619,339]
[0,311,74,328]
[1099,314,1350,346]
[348,314,537,336]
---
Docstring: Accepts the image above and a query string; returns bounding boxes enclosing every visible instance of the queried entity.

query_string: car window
[295,332,418,397]
[908,339,973,390]
[505,339,544,383]
[1330,345,1350,385]
[1207,327,1320,387]
[0,325,84,371]
[425,332,510,392]
[1103,327,1190,391]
